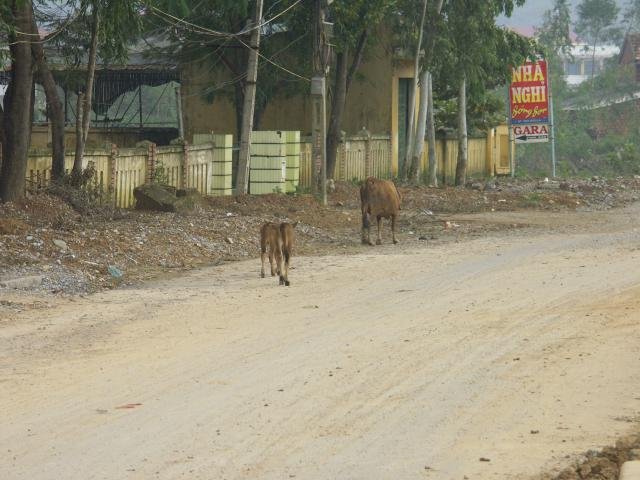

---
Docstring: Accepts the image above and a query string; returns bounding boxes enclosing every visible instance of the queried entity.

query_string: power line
[236,35,310,81]
[9,7,83,45]
[144,0,304,39]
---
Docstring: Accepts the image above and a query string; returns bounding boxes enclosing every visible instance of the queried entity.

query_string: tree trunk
[326,29,368,180]
[426,72,438,187]
[234,83,245,141]
[408,69,429,182]
[403,0,429,180]
[236,0,264,195]
[413,0,444,186]
[326,49,349,179]
[73,6,99,178]
[30,13,66,181]
[0,1,34,203]
[455,75,468,187]
[75,92,83,161]
[0,103,5,171]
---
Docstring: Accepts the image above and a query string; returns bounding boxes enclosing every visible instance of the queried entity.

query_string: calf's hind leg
[376,215,383,245]
[260,236,267,278]
[391,214,398,244]
[361,211,373,245]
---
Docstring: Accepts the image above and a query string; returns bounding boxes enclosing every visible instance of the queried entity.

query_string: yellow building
[181,31,425,177]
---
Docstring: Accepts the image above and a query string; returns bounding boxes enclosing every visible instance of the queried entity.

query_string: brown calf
[360,177,401,245]
[260,221,298,286]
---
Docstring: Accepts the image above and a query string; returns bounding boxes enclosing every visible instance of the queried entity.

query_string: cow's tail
[393,182,402,210]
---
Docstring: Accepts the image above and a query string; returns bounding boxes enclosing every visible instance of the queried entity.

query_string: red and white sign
[513,123,549,144]
[510,59,550,127]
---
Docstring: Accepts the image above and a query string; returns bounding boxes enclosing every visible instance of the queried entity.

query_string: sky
[498,0,626,29]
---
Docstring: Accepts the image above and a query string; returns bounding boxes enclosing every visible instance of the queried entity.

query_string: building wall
[29,126,178,149]
[561,44,620,86]
[181,63,238,141]
[620,34,640,65]
[181,32,398,141]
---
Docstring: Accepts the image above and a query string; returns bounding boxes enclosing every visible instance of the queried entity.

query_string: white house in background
[506,26,620,87]
[561,44,620,86]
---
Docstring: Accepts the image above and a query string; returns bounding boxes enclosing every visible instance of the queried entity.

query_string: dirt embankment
[1,177,639,310]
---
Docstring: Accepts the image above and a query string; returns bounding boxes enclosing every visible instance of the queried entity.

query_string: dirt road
[2,206,640,480]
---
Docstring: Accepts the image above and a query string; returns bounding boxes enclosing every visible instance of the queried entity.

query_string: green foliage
[518,63,640,178]
[331,0,395,53]
[431,0,536,104]
[423,0,535,137]
[294,183,310,194]
[145,0,311,132]
[434,91,505,134]
[623,0,640,33]
[48,0,143,68]
[575,0,620,46]
[522,192,543,207]
[151,160,171,185]
[535,0,573,104]
[536,0,573,56]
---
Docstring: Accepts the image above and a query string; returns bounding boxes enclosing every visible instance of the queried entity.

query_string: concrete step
[0,275,44,290]
[620,461,640,480]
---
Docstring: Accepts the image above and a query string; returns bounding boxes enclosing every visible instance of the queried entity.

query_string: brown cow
[260,222,282,279]
[278,222,296,286]
[360,177,401,245]
[260,221,298,286]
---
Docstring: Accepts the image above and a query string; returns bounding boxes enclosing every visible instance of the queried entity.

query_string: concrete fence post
[182,142,189,189]
[146,142,157,183]
[363,129,372,178]
[339,131,347,181]
[620,461,640,480]
[441,138,448,186]
[109,144,118,203]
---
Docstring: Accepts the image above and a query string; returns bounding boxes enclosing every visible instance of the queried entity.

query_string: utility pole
[236,0,264,195]
[506,84,514,178]
[311,0,331,205]
[548,67,557,178]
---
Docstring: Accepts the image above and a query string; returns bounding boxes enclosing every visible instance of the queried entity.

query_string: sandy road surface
[2,206,640,480]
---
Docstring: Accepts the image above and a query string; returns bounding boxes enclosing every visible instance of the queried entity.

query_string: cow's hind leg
[276,249,285,285]
[280,249,291,286]
[362,211,373,245]
[269,250,277,276]
[376,215,383,245]
[391,214,398,244]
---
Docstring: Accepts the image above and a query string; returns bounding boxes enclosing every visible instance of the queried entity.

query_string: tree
[0,1,35,202]
[29,7,66,182]
[623,0,640,33]
[148,0,310,140]
[73,1,99,179]
[402,0,427,181]
[575,0,620,84]
[536,0,573,55]
[535,0,573,129]
[56,0,143,179]
[401,0,445,184]
[325,0,395,179]
[433,0,532,186]
[236,0,263,195]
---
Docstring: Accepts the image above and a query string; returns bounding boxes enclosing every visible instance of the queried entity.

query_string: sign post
[509,58,554,175]
[548,71,557,178]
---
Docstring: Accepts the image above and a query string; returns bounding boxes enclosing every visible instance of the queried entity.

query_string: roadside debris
[1,177,639,299]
